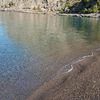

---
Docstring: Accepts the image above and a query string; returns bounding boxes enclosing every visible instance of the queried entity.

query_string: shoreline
[27,47,100,100]
[0,8,57,15]
[0,8,100,18]
[58,13,100,18]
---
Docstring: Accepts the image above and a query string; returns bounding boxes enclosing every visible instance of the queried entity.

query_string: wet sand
[27,48,100,100]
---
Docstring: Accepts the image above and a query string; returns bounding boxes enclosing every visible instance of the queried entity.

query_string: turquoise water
[0,12,100,100]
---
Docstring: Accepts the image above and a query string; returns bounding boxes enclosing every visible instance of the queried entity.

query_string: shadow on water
[65,16,100,43]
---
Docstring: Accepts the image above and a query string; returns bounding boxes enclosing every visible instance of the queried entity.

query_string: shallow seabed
[0,11,100,100]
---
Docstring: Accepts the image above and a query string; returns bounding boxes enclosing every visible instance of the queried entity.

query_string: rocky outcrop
[0,0,66,12]
[0,0,99,13]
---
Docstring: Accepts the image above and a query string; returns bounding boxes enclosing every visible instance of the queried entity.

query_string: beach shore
[27,48,100,100]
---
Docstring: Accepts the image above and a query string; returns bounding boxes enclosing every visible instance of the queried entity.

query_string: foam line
[64,52,94,74]
[72,58,84,65]
[64,64,70,68]
[72,52,94,65]
[67,65,73,73]
[65,65,73,73]
[82,52,94,59]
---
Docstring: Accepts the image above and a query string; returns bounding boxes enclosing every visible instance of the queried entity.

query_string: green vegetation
[8,1,15,7]
[62,0,100,13]
[81,0,100,13]
[82,0,90,3]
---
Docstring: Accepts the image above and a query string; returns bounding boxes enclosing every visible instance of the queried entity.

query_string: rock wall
[0,0,66,11]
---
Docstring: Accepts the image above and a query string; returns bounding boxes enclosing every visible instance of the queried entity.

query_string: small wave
[65,65,73,73]
[64,51,95,74]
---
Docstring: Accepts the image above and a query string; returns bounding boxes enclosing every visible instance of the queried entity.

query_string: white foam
[82,52,94,59]
[65,65,73,73]
[64,64,70,68]
[64,52,94,74]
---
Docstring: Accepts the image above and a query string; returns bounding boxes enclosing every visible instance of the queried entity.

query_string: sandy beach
[27,48,100,100]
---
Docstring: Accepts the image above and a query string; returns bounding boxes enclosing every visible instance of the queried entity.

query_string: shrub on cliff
[8,1,15,7]
[61,0,100,13]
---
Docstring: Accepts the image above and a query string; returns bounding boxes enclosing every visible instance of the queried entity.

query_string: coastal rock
[0,0,66,11]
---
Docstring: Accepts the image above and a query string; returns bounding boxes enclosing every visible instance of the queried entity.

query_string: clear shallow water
[0,12,100,100]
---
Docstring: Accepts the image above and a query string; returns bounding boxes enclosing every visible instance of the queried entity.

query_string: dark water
[0,12,100,100]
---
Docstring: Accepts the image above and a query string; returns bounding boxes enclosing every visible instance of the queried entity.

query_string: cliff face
[0,0,99,13]
[0,0,66,11]
[0,0,43,8]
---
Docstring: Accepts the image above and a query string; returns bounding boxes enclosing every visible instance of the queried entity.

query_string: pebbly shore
[27,48,100,100]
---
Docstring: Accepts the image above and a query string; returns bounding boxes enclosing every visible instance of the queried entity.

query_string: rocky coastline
[0,8,100,18]
[58,13,100,18]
